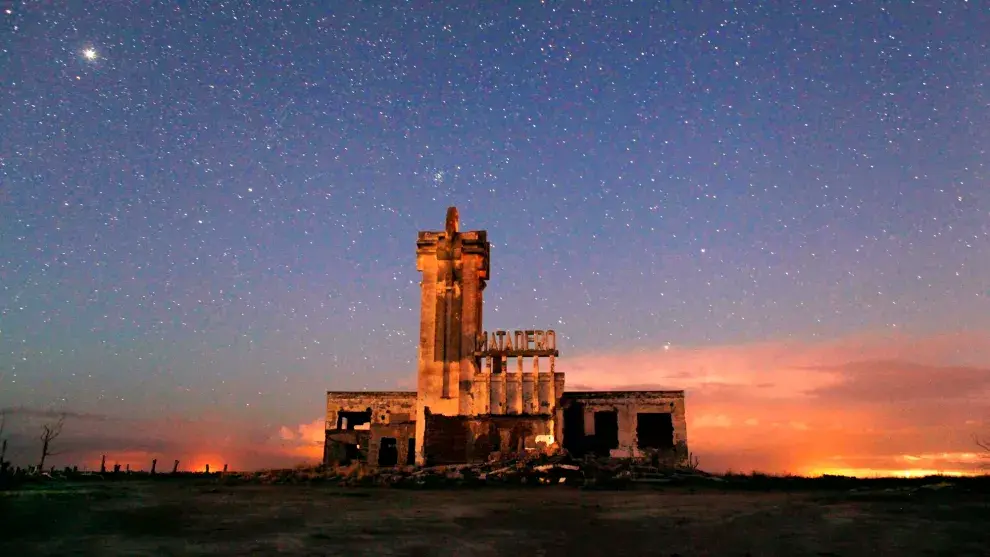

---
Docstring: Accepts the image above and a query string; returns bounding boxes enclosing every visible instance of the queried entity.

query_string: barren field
[2,480,988,556]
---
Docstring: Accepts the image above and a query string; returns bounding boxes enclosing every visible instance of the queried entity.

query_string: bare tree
[38,414,66,471]
[977,433,989,454]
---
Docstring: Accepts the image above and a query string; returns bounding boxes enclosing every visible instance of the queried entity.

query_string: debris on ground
[239,452,722,489]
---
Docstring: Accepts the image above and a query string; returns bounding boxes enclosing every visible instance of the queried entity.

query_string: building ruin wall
[561,391,688,464]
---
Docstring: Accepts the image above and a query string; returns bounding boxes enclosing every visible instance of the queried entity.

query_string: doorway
[378,437,399,466]
[593,410,619,455]
[636,412,674,449]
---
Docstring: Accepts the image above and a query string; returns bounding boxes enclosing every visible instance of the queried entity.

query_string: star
[1,0,987,480]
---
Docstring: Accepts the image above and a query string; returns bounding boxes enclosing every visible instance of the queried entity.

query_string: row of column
[479,355,557,415]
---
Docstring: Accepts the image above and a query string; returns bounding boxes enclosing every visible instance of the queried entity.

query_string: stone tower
[413,207,490,465]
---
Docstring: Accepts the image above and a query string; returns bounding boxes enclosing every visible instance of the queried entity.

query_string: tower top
[445,206,459,235]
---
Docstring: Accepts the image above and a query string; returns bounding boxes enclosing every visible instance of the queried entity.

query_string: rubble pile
[320,452,719,489]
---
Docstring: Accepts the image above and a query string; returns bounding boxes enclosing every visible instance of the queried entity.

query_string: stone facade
[560,391,688,465]
[423,413,557,465]
[413,206,491,464]
[324,208,689,468]
[323,392,416,466]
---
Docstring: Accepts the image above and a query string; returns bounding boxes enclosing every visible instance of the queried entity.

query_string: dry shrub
[685,452,701,471]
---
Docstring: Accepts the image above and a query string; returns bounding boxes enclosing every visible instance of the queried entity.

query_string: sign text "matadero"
[475,330,558,357]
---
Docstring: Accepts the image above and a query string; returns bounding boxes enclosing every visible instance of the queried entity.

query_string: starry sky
[1,2,988,475]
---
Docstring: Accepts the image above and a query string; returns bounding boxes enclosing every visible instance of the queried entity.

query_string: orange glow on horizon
[287,443,323,462]
[803,467,985,478]
[563,331,990,479]
[73,452,234,473]
[184,454,228,473]
[31,332,988,477]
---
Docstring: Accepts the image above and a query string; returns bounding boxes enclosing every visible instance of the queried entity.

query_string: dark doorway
[593,410,619,455]
[327,440,362,465]
[562,402,586,456]
[378,437,398,467]
[636,413,674,449]
[406,438,416,465]
[337,408,372,430]
[343,443,360,463]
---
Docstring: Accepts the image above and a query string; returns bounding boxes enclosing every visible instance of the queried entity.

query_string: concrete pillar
[499,355,508,414]
[490,371,504,414]
[414,208,490,464]
[507,357,523,414]
[522,373,536,414]
[475,356,492,415]
[552,371,565,445]
[538,373,552,415]
[616,404,636,457]
[673,396,688,447]
[459,261,479,415]
[583,408,595,435]
[553,371,565,409]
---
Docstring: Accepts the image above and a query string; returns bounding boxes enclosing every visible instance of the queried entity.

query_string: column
[507,356,523,414]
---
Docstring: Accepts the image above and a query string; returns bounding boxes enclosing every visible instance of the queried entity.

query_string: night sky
[2,2,989,475]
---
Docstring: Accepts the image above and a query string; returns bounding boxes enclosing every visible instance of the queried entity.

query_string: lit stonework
[412,207,489,463]
[324,207,688,467]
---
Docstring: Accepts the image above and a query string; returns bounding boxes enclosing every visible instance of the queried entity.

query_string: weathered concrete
[368,422,415,467]
[560,391,688,465]
[423,412,556,466]
[324,392,416,466]
[325,391,416,431]
[414,207,490,465]
[324,430,370,466]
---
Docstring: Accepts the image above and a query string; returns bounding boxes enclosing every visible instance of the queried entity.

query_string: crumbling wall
[367,422,416,467]
[422,413,471,465]
[324,430,371,466]
[326,391,417,431]
[423,412,555,466]
[560,391,688,465]
[325,392,417,466]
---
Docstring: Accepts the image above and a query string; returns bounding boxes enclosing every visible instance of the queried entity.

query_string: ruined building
[324,208,688,467]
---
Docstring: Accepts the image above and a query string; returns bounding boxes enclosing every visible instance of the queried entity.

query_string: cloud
[266,417,325,464]
[807,360,990,402]
[564,330,990,475]
[692,414,733,428]
[276,418,325,446]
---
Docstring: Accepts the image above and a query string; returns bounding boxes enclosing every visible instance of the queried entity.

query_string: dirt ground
[1,480,988,556]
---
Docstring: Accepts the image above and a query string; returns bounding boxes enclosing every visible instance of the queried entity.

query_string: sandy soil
[1,480,988,556]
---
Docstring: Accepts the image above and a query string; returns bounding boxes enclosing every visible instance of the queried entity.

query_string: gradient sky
[1,2,988,475]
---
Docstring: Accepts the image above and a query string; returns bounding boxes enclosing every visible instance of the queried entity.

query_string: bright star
[82,48,98,61]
